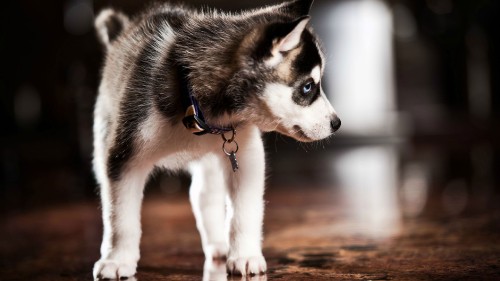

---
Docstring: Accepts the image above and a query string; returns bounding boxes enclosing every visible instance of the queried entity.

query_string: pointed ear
[249,16,310,65]
[279,0,314,17]
[276,16,310,52]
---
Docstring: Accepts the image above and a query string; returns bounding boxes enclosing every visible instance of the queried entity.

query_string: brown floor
[1,184,499,281]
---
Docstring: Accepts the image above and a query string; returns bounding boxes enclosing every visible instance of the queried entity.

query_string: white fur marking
[139,109,163,143]
[264,51,283,67]
[311,65,321,83]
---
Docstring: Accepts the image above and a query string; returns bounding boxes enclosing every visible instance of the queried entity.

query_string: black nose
[330,118,341,132]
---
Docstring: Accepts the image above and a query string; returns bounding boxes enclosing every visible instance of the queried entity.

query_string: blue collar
[179,65,234,136]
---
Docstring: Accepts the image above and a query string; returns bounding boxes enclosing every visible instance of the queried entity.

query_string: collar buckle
[182,105,206,134]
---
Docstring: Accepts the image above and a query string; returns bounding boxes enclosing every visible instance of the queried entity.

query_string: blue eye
[302,82,314,94]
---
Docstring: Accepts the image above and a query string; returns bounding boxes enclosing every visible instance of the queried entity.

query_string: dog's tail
[95,9,129,48]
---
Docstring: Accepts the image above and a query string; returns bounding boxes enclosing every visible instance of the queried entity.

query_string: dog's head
[237,0,340,142]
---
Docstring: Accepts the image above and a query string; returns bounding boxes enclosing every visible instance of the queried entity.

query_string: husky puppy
[92,0,340,279]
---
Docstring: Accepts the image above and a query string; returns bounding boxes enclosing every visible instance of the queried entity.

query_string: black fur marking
[207,72,265,118]
[308,81,321,104]
[280,0,314,18]
[106,15,124,43]
[293,31,322,75]
[154,53,184,121]
[204,88,242,118]
[152,10,192,120]
[156,8,190,31]
[107,36,159,182]
[288,30,322,107]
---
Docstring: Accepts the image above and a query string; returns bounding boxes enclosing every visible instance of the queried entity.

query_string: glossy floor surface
[1,184,499,281]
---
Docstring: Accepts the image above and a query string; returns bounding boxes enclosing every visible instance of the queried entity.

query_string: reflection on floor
[1,179,499,280]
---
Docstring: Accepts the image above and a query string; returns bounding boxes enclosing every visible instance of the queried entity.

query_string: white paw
[203,258,226,281]
[93,259,137,280]
[204,242,229,260]
[226,256,267,276]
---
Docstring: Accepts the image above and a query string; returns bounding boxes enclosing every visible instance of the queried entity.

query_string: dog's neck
[172,18,258,130]
[177,64,235,135]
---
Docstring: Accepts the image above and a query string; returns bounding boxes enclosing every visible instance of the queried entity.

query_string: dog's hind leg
[189,153,229,260]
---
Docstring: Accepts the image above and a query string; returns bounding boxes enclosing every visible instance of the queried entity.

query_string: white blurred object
[318,0,402,238]
[401,163,429,217]
[333,145,401,239]
[318,0,397,137]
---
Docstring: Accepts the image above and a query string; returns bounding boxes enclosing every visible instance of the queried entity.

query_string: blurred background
[1,0,499,237]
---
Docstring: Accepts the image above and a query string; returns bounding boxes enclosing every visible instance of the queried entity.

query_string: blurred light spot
[442,179,468,216]
[14,85,41,128]
[466,26,491,119]
[64,0,94,35]
[401,163,429,217]
[333,145,401,239]
[426,0,453,15]
[393,4,417,41]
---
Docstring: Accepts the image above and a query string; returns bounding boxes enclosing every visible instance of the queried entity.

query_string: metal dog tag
[228,152,239,172]
[222,130,239,172]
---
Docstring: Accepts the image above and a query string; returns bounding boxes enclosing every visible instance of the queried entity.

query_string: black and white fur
[92,0,340,279]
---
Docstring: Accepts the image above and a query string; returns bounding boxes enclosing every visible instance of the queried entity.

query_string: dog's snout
[330,117,341,132]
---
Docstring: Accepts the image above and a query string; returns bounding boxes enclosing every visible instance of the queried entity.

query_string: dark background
[1,0,499,213]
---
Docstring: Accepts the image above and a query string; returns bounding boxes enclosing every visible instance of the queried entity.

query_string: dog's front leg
[226,127,267,276]
[189,153,229,260]
[93,166,149,280]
